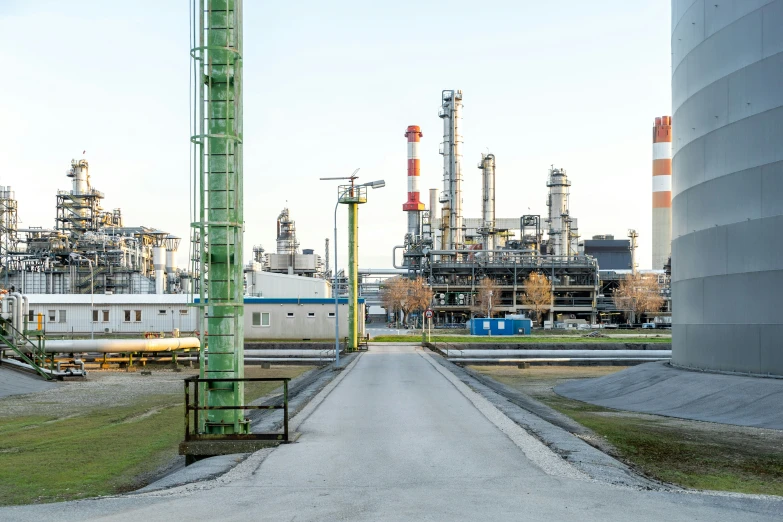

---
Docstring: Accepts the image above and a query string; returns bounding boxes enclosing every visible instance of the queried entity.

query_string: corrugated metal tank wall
[671,0,783,375]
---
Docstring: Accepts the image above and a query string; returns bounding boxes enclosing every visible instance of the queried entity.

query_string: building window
[48,310,56,322]
[158,309,167,315]
[59,310,66,323]
[92,309,99,322]
[124,310,131,322]
[134,310,142,322]
[102,310,109,322]
[308,312,315,318]
[328,312,335,318]
[180,309,188,315]
[286,312,294,318]
[252,312,271,327]
[28,310,34,322]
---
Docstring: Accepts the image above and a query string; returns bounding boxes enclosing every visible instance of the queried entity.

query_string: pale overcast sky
[0,0,671,271]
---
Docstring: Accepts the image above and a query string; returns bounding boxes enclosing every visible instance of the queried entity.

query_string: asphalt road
[2,345,781,521]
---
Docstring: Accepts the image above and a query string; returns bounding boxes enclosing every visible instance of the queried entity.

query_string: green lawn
[0,365,312,506]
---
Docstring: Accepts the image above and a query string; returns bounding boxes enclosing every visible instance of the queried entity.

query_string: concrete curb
[418,350,588,481]
[423,350,663,489]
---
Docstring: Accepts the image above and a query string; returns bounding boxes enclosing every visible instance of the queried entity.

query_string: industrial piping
[40,337,201,353]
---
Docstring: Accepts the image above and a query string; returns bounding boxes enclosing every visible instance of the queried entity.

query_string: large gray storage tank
[671,0,783,376]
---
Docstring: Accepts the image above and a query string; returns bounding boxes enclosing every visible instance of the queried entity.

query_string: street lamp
[70,253,94,339]
[321,172,385,365]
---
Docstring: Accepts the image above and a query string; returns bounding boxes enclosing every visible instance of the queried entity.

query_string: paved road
[2,345,781,521]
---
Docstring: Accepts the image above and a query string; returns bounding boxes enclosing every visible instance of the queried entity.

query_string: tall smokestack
[652,116,672,270]
[403,125,424,237]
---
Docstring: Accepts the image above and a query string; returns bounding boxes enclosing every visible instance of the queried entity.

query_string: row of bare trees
[472,273,553,324]
[380,277,433,327]
[380,272,664,327]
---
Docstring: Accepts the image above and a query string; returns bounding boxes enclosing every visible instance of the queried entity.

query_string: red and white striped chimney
[652,116,672,270]
[403,125,424,237]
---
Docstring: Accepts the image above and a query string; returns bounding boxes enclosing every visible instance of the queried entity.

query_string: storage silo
[671,0,783,375]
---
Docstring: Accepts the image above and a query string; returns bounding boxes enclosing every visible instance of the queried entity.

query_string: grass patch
[471,365,783,496]
[0,365,313,506]
[373,335,670,343]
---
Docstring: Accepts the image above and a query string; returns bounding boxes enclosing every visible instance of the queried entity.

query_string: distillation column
[652,116,672,270]
[439,90,464,251]
[478,153,496,251]
[192,0,246,434]
[546,167,571,257]
[403,125,424,238]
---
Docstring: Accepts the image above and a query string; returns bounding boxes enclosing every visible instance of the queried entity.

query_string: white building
[245,270,331,299]
[25,294,364,341]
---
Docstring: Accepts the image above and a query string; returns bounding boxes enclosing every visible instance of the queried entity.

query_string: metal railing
[184,376,291,442]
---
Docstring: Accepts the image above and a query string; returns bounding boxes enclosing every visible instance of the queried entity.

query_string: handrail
[184,376,291,442]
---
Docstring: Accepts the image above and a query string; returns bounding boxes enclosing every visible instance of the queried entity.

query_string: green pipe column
[348,202,358,351]
[199,0,246,434]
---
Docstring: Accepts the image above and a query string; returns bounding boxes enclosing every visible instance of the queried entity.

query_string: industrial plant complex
[3,2,783,518]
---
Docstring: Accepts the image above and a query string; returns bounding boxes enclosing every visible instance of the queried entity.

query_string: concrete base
[0,366,57,398]
[555,362,783,429]
[179,433,301,464]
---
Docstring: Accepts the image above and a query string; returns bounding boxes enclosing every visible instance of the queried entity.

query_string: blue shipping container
[470,318,531,336]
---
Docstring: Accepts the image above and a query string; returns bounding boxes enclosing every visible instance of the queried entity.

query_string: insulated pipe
[21,295,28,330]
[447,358,670,363]
[41,337,201,353]
[5,295,18,340]
[442,349,671,358]
[244,349,336,357]
[10,293,23,336]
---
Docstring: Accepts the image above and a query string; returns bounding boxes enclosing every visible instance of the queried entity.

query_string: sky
[0,0,671,272]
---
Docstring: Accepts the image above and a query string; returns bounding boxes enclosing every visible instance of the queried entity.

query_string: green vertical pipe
[200,0,246,434]
[348,203,358,351]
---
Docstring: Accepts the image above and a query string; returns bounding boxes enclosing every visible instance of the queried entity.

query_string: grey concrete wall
[671,0,783,375]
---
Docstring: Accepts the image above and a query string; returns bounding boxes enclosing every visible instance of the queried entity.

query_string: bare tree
[520,272,552,325]
[381,277,433,327]
[472,277,500,318]
[613,272,664,324]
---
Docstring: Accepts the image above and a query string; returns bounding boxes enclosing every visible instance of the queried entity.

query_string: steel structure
[0,160,180,295]
[652,116,672,270]
[671,0,783,376]
[0,186,18,285]
[191,0,247,434]
[439,90,464,252]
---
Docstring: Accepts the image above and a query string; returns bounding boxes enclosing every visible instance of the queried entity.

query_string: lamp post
[321,172,385,363]
[70,253,94,339]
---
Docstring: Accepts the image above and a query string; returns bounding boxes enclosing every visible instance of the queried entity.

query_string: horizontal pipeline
[41,337,201,354]
[442,349,671,359]
[448,357,670,363]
